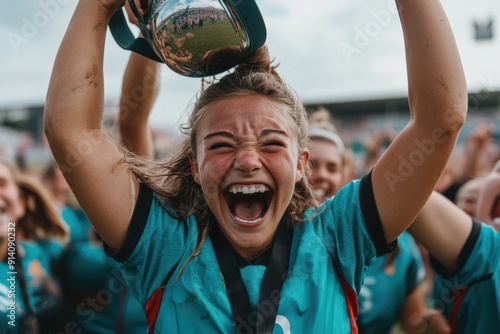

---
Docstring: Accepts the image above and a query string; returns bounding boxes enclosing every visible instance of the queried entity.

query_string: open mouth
[312,188,325,198]
[225,185,273,224]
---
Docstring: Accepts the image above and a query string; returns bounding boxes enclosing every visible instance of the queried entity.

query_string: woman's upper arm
[407,191,473,273]
[119,51,160,159]
[371,0,467,242]
[43,1,139,251]
[48,129,138,252]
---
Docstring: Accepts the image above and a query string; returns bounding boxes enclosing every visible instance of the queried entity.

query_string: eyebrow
[261,129,288,137]
[204,129,288,141]
[203,131,234,141]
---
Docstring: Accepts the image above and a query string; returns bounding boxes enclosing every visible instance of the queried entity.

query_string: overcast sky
[1,0,499,131]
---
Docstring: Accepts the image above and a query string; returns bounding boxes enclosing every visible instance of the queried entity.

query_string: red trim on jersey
[449,286,469,333]
[339,274,359,334]
[145,287,166,334]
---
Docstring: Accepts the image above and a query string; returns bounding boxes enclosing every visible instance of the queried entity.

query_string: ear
[188,150,201,185]
[295,148,310,183]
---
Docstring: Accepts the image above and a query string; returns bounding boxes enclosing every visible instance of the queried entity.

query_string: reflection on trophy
[109,0,267,78]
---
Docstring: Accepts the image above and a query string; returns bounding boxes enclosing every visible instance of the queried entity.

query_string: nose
[312,163,328,182]
[233,148,262,175]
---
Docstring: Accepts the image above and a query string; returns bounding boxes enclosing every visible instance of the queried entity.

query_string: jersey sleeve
[104,182,198,305]
[431,220,499,284]
[311,171,397,293]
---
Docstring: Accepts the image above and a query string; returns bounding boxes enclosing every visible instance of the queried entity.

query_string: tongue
[233,198,265,221]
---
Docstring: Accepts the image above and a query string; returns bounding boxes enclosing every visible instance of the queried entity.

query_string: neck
[232,240,273,260]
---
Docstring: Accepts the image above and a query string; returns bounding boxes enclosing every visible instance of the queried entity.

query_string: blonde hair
[308,108,346,167]
[124,46,316,256]
[0,159,68,241]
[308,107,338,133]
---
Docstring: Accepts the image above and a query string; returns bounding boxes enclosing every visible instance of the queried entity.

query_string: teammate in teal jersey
[58,230,148,333]
[429,160,500,332]
[306,122,449,333]
[44,0,467,332]
[0,159,68,333]
[410,190,500,334]
[0,238,56,333]
[357,232,435,334]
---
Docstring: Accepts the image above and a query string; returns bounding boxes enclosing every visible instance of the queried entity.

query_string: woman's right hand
[125,0,146,26]
[96,0,126,13]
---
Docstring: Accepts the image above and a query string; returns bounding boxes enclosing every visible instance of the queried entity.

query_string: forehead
[199,95,295,137]
[0,163,14,181]
[310,140,342,162]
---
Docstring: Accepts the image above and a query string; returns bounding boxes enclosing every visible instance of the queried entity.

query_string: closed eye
[264,140,285,147]
[209,143,234,150]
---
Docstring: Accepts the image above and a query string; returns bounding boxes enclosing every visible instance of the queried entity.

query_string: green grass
[167,20,245,62]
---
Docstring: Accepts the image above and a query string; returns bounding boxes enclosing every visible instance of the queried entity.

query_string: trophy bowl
[109,0,267,78]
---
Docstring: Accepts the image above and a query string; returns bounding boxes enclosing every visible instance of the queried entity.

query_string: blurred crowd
[0,104,498,333]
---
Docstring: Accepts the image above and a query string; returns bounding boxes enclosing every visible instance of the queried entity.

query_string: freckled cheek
[205,157,233,177]
[261,155,294,172]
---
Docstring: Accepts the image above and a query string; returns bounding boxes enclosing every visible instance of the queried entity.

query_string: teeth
[233,215,263,224]
[229,185,269,194]
[312,189,325,197]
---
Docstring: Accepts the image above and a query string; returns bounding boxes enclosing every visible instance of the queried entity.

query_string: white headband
[308,127,345,154]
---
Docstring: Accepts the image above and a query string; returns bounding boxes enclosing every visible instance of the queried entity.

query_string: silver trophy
[109,0,267,77]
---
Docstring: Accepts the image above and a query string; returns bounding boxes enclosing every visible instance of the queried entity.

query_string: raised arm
[44,0,136,251]
[459,119,495,182]
[118,2,160,159]
[119,48,160,159]
[372,0,467,242]
[407,191,473,273]
[476,160,500,227]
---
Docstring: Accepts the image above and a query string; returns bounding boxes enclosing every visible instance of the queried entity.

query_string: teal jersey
[431,220,500,333]
[0,241,56,333]
[106,174,395,333]
[31,239,66,333]
[357,231,426,334]
[61,205,92,242]
[59,241,148,334]
[35,239,64,273]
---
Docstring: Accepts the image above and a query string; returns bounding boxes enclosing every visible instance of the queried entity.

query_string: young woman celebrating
[44,0,467,332]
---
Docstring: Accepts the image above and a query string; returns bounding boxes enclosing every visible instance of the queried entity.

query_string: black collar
[209,213,294,334]
[233,242,273,268]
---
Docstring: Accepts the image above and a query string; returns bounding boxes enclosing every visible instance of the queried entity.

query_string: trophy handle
[232,0,267,56]
[108,7,162,63]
